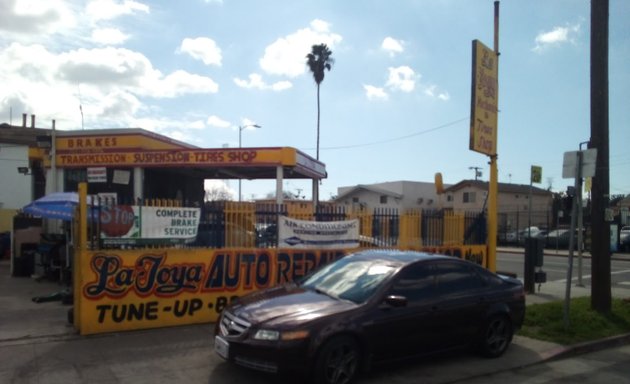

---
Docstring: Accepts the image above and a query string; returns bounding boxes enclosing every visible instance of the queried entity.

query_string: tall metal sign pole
[470,1,500,271]
[562,147,597,326]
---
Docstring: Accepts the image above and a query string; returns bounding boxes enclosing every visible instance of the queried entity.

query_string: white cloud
[386,66,416,92]
[127,117,206,140]
[0,0,76,34]
[364,85,388,101]
[234,73,292,91]
[424,85,450,101]
[99,89,141,119]
[150,70,219,97]
[86,0,150,21]
[91,27,129,45]
[0,43,219,130]
[178,37,222,66]
[381,37,404,57]
[533,23,580,53]
[53,47,219,96]
[207,115,231,128]
[259,19,342,78]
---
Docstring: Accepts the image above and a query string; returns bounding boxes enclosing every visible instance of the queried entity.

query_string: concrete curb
[538,332,630,362]
[444,334,630,384]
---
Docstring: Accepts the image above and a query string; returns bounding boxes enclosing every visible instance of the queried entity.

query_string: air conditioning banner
[278,215,359,249]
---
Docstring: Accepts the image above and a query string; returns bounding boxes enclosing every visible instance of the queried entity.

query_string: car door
[363,262,441,361]
[429,260,489,348]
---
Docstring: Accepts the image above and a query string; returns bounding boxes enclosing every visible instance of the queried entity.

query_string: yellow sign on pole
[531,165,542,184]
[470,40,498,156]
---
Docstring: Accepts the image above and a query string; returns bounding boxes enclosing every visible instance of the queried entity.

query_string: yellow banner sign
[77,248,347,334]
[56,134,188,151]
[470,40,498,156]
[56,147,297,168]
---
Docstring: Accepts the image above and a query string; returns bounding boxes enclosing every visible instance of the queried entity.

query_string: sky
[1,0,629,201]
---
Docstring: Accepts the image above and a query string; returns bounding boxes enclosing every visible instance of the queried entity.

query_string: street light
[238,124,261,201]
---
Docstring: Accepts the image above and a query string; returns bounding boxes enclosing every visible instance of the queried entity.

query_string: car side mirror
[383,295,407,308]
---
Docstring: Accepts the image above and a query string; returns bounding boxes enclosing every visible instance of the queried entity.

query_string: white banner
[100,206,200,240]
[278,216,359,249]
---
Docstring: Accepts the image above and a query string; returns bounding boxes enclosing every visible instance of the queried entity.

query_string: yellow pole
[488,158,498,272]
[73,182,88,331]
[487,1,500,272]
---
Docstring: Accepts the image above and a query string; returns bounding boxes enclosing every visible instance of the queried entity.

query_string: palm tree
[306,43,334,161]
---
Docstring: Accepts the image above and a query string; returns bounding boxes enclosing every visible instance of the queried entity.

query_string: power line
[304,116,469,151]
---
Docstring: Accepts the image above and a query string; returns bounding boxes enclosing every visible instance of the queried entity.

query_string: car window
[474,265,504,287]
[301,257,397,304]
[434,261,485,296]
[388,263,435,303]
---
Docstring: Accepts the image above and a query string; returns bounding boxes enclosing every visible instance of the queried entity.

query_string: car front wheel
[313,336,360,384]
[479,315,513,358]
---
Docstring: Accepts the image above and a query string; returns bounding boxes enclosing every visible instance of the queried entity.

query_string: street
[497,250,630,288]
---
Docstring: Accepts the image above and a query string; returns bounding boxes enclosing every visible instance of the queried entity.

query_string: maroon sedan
[213,250,525,384]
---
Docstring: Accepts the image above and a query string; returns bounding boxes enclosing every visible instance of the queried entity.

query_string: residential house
[442,180,553,231]
[334,181,446,212]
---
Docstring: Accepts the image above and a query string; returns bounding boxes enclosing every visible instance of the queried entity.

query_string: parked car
[213,250,526,384]
[620,226,630,252]
[516,226,542,246]
[503,230,519,244]
[545,228,590,250]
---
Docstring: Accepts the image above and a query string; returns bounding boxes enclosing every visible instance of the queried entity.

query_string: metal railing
[88,200,487,250]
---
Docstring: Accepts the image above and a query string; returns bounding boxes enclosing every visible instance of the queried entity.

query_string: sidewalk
[0,257,629,383]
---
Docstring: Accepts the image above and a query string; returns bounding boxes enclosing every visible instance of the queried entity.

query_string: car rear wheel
[479,315,513,358]
[314,336,360,384]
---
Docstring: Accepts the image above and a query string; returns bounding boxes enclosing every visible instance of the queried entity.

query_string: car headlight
[253,329,280,341]
[252,329,310,341]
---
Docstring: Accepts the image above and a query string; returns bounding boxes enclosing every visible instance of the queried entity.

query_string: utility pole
[590,0,611,313]
[469,166,482,181]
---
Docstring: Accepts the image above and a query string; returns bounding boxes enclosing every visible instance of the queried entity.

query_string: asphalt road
[497,251,630,286]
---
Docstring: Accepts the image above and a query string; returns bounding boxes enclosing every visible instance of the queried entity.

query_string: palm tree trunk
[316,83,321,160]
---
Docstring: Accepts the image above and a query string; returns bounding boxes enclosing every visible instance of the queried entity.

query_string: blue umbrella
[22,192,98,221]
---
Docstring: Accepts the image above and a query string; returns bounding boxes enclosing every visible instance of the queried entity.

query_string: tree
[205,185,233,201]
[306,43,334,161]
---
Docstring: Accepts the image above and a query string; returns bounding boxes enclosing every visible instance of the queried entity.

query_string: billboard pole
[487,1,500,272]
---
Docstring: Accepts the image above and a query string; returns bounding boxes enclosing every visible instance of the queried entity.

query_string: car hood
[230,284,356,327]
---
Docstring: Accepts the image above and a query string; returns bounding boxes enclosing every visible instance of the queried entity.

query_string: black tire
[478,315,513,358]
[313,336,360,384]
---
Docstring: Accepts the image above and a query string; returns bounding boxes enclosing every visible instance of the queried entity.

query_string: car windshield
[300,256,397,304]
